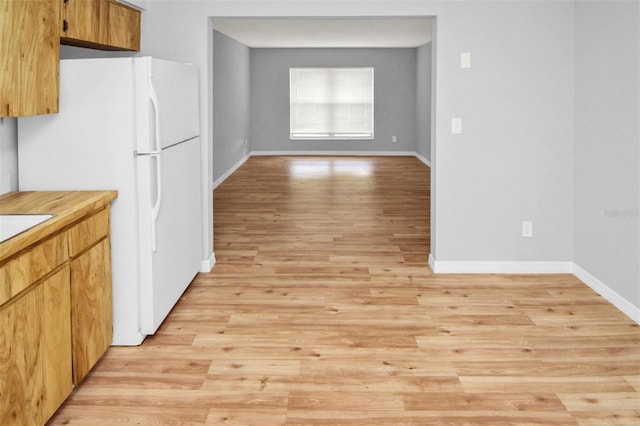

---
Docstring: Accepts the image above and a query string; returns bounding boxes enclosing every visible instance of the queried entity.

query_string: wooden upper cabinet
[0,0,140,117]
[61,0,140,51]
[60,0,105,46]
[106,0,140,51]
[0,0,60,117]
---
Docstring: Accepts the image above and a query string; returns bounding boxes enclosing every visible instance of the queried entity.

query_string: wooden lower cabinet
[70,237,113,384]
[0,266,73,426]
[0,201,114,425]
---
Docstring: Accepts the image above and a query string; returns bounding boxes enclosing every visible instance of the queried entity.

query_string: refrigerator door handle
[149,62,162,153]
[148,62,162,252]
[149,151,162,252]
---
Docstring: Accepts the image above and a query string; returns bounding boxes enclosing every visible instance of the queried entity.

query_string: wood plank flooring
[49,156,639,425]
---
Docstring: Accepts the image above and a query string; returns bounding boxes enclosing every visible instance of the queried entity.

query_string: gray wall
[574,1,640,309]
[212,30,251,183]
[432,1,575,263]
[416,42,432,163]
[249,48,417,152]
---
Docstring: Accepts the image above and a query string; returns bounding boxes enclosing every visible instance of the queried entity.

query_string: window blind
[290,67,374,140]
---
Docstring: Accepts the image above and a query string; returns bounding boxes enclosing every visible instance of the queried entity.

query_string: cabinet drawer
[0,232,68,305]
[67,207,110,258]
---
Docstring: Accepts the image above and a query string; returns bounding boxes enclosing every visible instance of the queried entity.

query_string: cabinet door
[42,266,73,422]
[0,266,72,425]
[60,0,140,51]
[70,237,113,384]
[106,0,140,51]
[61,0,106,45]
[0,0,60,117]
[0,285,45,425]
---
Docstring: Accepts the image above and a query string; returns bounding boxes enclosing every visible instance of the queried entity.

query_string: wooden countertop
[0,191,117,262]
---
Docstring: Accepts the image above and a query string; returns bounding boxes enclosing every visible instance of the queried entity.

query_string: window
[289,67,374,140]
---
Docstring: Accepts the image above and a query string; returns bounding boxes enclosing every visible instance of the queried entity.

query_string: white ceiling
[212,18,433,48]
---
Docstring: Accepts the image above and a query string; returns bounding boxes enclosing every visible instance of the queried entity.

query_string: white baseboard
[200,253,216,273]
[430,259,573,274]
[414,152,432,167]
[250,150,417,157]
[428,253,436,271]
[212,153,251,189]
[429,257,639,324]
[572,263,640,324]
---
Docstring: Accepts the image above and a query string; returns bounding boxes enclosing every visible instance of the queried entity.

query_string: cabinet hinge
[63,20,68,33]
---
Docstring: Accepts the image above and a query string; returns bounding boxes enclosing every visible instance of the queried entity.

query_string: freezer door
[136,57,200,153]
[136,137,202,334]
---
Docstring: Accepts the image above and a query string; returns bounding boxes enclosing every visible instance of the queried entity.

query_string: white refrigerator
[18,57,204,345]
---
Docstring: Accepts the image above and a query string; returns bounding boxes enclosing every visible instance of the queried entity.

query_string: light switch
[451,118,462,134]
[460,52,471,69]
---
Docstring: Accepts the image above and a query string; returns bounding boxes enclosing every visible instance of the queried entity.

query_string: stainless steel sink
[0,214,55,243]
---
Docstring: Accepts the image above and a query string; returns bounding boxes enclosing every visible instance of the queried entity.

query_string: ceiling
[212,18,433,48]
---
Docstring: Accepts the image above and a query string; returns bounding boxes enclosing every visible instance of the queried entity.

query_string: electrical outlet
[392,135,397,143]
[522,221,533,237]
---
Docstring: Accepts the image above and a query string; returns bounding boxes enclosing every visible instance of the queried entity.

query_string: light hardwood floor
[49,156,639,425]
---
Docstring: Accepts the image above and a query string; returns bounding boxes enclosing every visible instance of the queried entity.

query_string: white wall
[431,1,575,264]
[574,1,640,314]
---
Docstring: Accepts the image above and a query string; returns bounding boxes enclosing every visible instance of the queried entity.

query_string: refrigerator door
[135,57,200,154]
[136,137,202,334]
